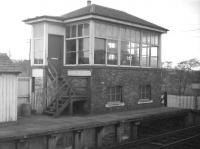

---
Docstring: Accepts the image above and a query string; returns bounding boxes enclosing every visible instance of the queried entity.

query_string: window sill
[138,99,153,104]
[105,101,125,107]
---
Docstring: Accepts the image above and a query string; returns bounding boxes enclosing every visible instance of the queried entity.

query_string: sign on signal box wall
[191,83,200,90]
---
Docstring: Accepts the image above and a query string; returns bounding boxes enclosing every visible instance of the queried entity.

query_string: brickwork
[63,66,163,114]
[90,67,162,114]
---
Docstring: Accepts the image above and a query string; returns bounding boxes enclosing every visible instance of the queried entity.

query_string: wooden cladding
[0,74,18,122]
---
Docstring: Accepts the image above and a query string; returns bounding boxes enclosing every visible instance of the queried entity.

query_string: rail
[103,124,200,149]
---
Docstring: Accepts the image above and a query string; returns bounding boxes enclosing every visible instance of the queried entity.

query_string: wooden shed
[0,53,20,123]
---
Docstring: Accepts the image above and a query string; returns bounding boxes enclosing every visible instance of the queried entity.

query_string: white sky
[0,0,199,65]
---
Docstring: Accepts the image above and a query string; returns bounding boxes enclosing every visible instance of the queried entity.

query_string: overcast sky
[0,0,199,65]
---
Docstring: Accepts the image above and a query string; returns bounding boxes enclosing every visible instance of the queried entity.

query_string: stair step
[44,110,55,115]
[47,107,56,112]
[61,95,88,98]
[58,77,65,81]
[58,100,66,104]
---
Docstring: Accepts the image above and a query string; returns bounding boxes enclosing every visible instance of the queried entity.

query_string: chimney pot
[87,0,91,6]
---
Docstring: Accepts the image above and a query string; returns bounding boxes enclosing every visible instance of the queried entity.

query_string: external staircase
[43,59,88,117]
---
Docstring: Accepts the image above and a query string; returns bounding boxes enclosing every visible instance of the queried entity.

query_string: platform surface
[0,107,188,141]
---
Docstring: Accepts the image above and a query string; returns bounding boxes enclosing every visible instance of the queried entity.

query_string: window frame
[78,38,90,64]
[120,41,140,66]
[106,86,123,102]
[94,22,143,67]
[138,84,153,104]
[105,86,124,107]
[65,22,90,65]
[106,39,118,65]
[64,21,160,68]
[150,46,159,68]
[33,38,44,65]
[94,37,106,64]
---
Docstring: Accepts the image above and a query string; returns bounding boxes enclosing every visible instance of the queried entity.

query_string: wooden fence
[167,95,200,110]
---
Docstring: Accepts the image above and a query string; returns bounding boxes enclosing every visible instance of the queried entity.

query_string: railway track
[104,124,200,149]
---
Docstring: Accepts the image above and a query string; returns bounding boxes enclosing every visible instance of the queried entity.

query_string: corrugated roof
[61,4,168,31]
[0,53,21,73]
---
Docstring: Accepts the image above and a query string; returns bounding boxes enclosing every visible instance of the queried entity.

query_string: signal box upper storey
[24,4,168,69]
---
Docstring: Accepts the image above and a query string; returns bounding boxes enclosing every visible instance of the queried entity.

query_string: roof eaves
[94,13,168,32]
[23,15,64,24]
[63,14,168,33]
[0,70,21,74]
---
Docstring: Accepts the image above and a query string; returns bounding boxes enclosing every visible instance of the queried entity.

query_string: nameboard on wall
[68,70,91,76]
[191,83,200,89]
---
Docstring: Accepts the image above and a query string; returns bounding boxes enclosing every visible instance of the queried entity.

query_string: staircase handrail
[47,58,58,80]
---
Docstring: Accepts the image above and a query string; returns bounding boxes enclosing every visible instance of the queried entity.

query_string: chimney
[87,0,91,6]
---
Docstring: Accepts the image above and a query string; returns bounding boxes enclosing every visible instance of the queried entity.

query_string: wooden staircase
[43,59,89,117]
[44,78,72,117]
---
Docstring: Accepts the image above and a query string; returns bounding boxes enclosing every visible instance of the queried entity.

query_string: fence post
[194,96,198,110]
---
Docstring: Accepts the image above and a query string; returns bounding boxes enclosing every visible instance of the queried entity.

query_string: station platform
[0,107,189,142]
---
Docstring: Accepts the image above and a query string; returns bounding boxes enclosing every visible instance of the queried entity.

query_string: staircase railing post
[69,87,73,115]
[56,95,59,113]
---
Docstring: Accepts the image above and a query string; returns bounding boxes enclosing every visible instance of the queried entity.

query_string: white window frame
[65,22,90,66]
[31,23,46,66]
[105,86,125,107]
[138,84,153,104]
[64,20,161,68]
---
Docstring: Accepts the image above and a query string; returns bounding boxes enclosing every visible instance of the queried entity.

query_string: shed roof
[0,53,21,73]
[24,4,168,32]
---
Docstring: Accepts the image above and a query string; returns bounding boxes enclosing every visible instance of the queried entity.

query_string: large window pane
[71,25,76,37]
[84,23,89,36]
[130,30,136,42]
[125,29,131,41]
[136,31,140,43]
[151,47,158,67]
[155,35,159,45]
[78,38,89,64]
[66,39,76,64]
[34,39,43,64]
[107,25,113,38]
[141,44,150,67]
[151,34,155,45]
[78,24,83,37]
[147,33,151,44]
[121,42,139,66]
[94,38,106,64]
[121,28,126,41]
[121,41,130,66]
[66,52,76,64]
[66,26,70,38]
[95,23,106,38]
[33,23,44,38]
[130,43,140,66]
[142,32,147,44]
[112,26,119,39]
[107,40,118,65]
